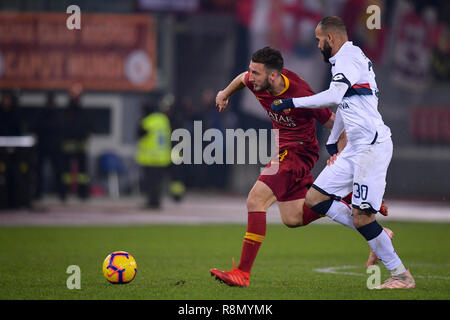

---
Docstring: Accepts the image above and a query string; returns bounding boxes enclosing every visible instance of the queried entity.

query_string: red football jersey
[244,68,332,149]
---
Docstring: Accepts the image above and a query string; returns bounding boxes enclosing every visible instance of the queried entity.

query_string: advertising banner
[0,12,157,91]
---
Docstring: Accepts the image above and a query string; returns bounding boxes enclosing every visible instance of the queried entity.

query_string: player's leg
[353,207,414,288]
[304,151,356,230]
[277,173,323,228]
[324,155,391,267]
[304,148,393,269]
[352,139,414,288]
[277,198,324,227]
[278,198,310,227]
[239,180,276,272]
[306,172,395,270]
[210,180,276,287]
[365,226,393,268]
[305,187,356,229]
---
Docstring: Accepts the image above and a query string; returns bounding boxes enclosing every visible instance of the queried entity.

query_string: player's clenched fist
[216,90,229,112]
[270,98,294,113]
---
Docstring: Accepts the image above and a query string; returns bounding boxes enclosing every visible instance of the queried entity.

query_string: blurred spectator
[392,2,441,92]
[0,90,21,209]
[0,90,33,209]
[176,95,204,189]
[430,10,450,81]
[0,90,22,136]
[341,0,389,63]
[32,92,64,201]
[180,95,196,132]
[176,90,239,191]
[202,89,228,189]
[61,83,92,200]
[135,96,173,209]
[164,95,187,202]
[203,89,222,131]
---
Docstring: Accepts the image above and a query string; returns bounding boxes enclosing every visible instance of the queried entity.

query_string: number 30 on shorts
[353,183,368,200]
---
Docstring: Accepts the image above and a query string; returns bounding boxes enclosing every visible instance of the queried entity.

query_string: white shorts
[313,138,393,212]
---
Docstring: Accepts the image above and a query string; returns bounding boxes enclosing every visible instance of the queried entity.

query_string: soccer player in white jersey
[271,16,415,289]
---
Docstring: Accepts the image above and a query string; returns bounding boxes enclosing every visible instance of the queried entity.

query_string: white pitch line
[315,265,365,277]
[314,265,450,280]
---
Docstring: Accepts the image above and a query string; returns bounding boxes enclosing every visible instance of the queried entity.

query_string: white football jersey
[329,41,391,145]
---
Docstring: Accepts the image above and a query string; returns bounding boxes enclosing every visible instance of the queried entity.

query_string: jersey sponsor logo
[339,101,350,109]
[267,111,296,127]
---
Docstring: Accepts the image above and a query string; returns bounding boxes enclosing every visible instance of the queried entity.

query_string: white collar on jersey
[328,41,353,65]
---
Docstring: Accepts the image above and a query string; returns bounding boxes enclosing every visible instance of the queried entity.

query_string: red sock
[342,192,353,205]
[302,202,322,226]
[238,211,266,273]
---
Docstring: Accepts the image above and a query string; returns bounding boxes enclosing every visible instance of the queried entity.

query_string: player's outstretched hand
[270,98,294,113]
[216,90,229,112]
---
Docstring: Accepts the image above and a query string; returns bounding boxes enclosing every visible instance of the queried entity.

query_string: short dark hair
[318,16,347,35]
[251,46,284,72]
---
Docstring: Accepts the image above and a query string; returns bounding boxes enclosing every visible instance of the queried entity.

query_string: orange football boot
[210,258,250,287]
[379,199,388,216]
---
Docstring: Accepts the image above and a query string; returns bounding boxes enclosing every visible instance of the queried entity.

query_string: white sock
[326,201,406,275]
[390,264,407,276]
[325,201,356,230]
[367,230,405,274]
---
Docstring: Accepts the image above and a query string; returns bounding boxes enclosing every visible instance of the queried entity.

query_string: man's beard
[254,78,271,91]
[321,40,332,62]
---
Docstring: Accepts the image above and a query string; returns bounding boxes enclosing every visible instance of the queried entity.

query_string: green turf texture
[0,221,449,300]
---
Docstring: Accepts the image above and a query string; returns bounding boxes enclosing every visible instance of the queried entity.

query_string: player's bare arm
[323,112,347,151]
[327,130,347,166]
[322,112,335,130]
[216,72,247,112]
[336,130,347,152]
[321,112,347,165]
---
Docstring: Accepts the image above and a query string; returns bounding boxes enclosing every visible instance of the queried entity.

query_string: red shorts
[258,144,318,202]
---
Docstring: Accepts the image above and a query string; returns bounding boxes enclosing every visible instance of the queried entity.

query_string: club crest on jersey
[273,99,282,105]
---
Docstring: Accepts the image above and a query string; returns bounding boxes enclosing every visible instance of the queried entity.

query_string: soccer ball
[102,251,137,284]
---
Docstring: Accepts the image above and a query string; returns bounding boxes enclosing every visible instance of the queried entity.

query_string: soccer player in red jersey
[209,47,381,287]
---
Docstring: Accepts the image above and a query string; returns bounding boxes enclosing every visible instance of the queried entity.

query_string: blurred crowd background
[0,0,449,210]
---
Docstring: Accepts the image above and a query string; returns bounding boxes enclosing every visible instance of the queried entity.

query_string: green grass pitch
[0,221,449,300]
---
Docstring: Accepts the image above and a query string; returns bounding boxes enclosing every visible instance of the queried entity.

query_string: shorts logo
[278,149,288,162]
[359,203,371,210]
